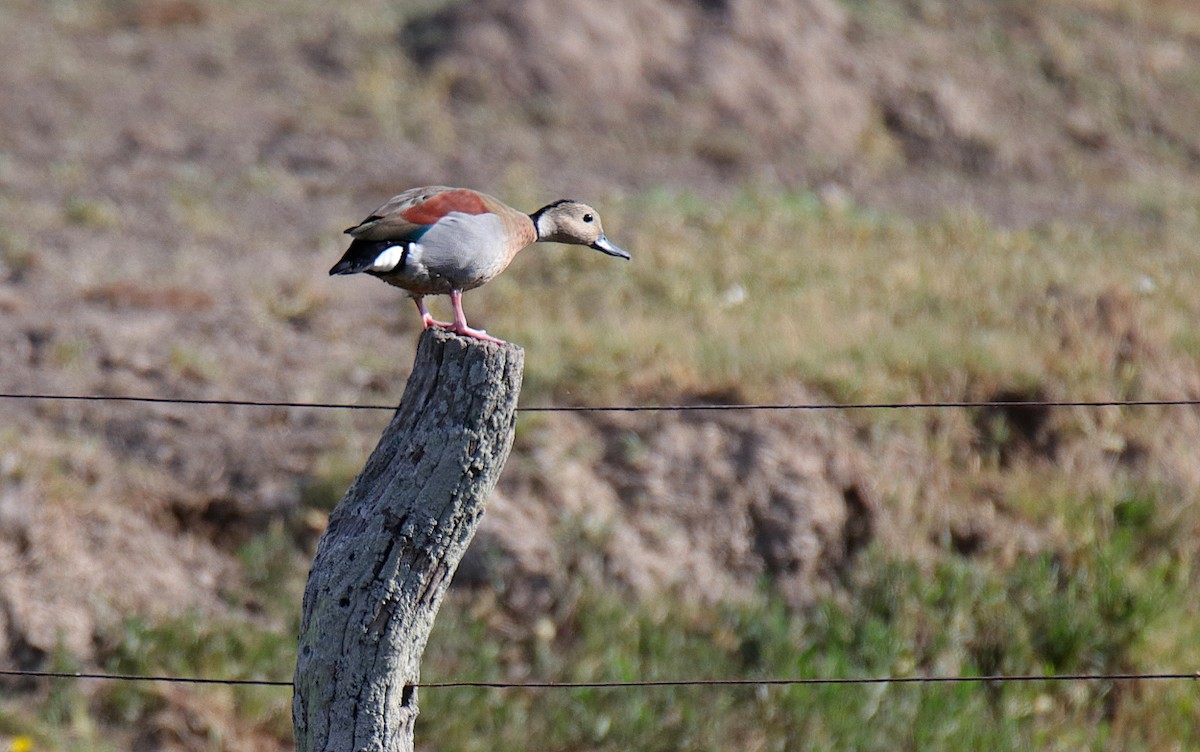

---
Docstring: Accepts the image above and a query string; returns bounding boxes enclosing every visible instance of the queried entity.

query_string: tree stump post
[292,329,524,752]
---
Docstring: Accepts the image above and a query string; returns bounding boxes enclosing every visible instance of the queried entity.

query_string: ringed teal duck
[330,186,630,344]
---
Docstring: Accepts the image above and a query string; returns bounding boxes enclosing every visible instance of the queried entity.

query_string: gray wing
[408,212,510,289]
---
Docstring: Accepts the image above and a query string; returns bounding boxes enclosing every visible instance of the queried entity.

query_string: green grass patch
[88,611,296,747]
[17,504,1197,750]
[415,533,1194,751]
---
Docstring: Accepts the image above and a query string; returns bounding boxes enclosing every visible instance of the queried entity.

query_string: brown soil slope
[404,0,1200,221]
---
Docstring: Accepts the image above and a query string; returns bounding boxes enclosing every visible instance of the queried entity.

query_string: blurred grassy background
[2,0,1200,749]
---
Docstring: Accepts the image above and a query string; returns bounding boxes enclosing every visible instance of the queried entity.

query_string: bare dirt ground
[405,0,1200,223]
[1,0,1199,725]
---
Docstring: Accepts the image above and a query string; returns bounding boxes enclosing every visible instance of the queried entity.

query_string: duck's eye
[583,213,594,223]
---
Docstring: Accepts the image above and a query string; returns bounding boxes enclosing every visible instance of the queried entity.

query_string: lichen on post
[292,328,524,752]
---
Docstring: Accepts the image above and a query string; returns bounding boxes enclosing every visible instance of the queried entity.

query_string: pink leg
[413,297,452,330]
[448,289,505,344]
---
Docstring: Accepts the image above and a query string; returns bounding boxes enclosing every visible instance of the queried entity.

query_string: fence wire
[3,392,1199,413]
[2,668,1196,690]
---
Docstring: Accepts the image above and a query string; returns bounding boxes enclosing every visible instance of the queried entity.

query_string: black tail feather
[329,239,393,276]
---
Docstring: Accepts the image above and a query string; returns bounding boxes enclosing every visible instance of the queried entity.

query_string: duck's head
[532,200,631,260]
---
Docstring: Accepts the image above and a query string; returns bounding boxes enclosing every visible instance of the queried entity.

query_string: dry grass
[470,186,1200,408]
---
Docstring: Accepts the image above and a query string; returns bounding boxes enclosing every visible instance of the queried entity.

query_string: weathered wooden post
[293,328,523,752]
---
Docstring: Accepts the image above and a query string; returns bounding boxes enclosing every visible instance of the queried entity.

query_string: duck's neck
[529,200,572,242]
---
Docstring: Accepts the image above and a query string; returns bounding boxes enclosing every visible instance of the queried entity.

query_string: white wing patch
[371,242,422,272]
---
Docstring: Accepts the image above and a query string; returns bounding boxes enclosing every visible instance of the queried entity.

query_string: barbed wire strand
[2,668,1196,689]
[2,392,1199,413]
[0,669,290,687]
